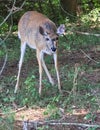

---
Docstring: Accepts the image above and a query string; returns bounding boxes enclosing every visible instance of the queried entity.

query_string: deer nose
[51,47,56,52]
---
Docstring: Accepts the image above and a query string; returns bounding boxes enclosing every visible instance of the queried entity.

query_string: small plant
[44,104,61,119]
[0,109,15,130]
[84,113,96,122]
[0,16,8,34]
[81,8,100,26]
[19,74,40,105]
[37,126,50,130]
[87,127,98,130]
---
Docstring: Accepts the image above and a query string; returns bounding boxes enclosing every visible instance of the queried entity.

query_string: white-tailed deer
[15,11,65,95]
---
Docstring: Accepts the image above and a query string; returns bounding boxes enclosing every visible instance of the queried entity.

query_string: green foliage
[0,17,8,34]
[12,25,17,32]
[0,49,5,56]
[0,111,15,130]
[84,113,96,122]
[44,104,61,119]
[24,75,38,99]
[81,0,100,12]
[87,127,98,130]
[37,125,51,130]
[15,75,40,106]
[81,8,100,26]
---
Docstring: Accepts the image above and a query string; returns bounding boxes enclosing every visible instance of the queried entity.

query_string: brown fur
[15,11,62,95]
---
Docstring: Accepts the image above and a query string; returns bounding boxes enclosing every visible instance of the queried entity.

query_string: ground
[14,107,100,130]
[0,40,100,130]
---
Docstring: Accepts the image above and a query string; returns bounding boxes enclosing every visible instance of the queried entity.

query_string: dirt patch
[0,49,100,130]
[14,108,100,130]
[15,107,46,121]
[1,107,99,130]
[59,49,100,66]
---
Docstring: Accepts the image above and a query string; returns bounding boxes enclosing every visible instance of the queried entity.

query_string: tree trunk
[60,0,77,17]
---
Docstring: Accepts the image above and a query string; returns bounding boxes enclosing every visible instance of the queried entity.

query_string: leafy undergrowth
[0,23,100,130]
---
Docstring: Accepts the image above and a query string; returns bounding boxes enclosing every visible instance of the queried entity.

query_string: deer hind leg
[53,53,61,93]
[14,42,26,93]
[41,54,54,86]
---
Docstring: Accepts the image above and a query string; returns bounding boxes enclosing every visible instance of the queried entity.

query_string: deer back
[18,11,58,54]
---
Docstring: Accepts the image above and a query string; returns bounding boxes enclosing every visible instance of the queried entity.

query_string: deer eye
[45,38,49,41]
[52,37,58,41]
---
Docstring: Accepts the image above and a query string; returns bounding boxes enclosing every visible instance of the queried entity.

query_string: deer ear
[57,24,65,36]
[39,26,45,35]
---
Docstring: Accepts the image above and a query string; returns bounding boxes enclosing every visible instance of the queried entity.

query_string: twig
[73,63,80,90]
[0,0,26,76]
[58,0,77,18]
[23,120,100,128]
[74,31,100,37]
[0,0,26,27]
[0,0,16,27]
[0,53,8,76]
[72,63,80,100]
[0,25,12,76]
[80,49,99,64]
[41,122,100,128]
[12,0,26,14]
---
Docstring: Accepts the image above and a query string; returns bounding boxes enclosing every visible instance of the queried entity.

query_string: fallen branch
[23,120,100,130]
[74,31,100,37]
[80,49,99,64]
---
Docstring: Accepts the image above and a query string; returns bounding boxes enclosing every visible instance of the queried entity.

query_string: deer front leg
[36,50,43,95]
[41,54,54,86]
[14,42,26,93]
[53,53,61,93]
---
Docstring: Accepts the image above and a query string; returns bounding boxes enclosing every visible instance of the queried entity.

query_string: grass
[0,20,100,129]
